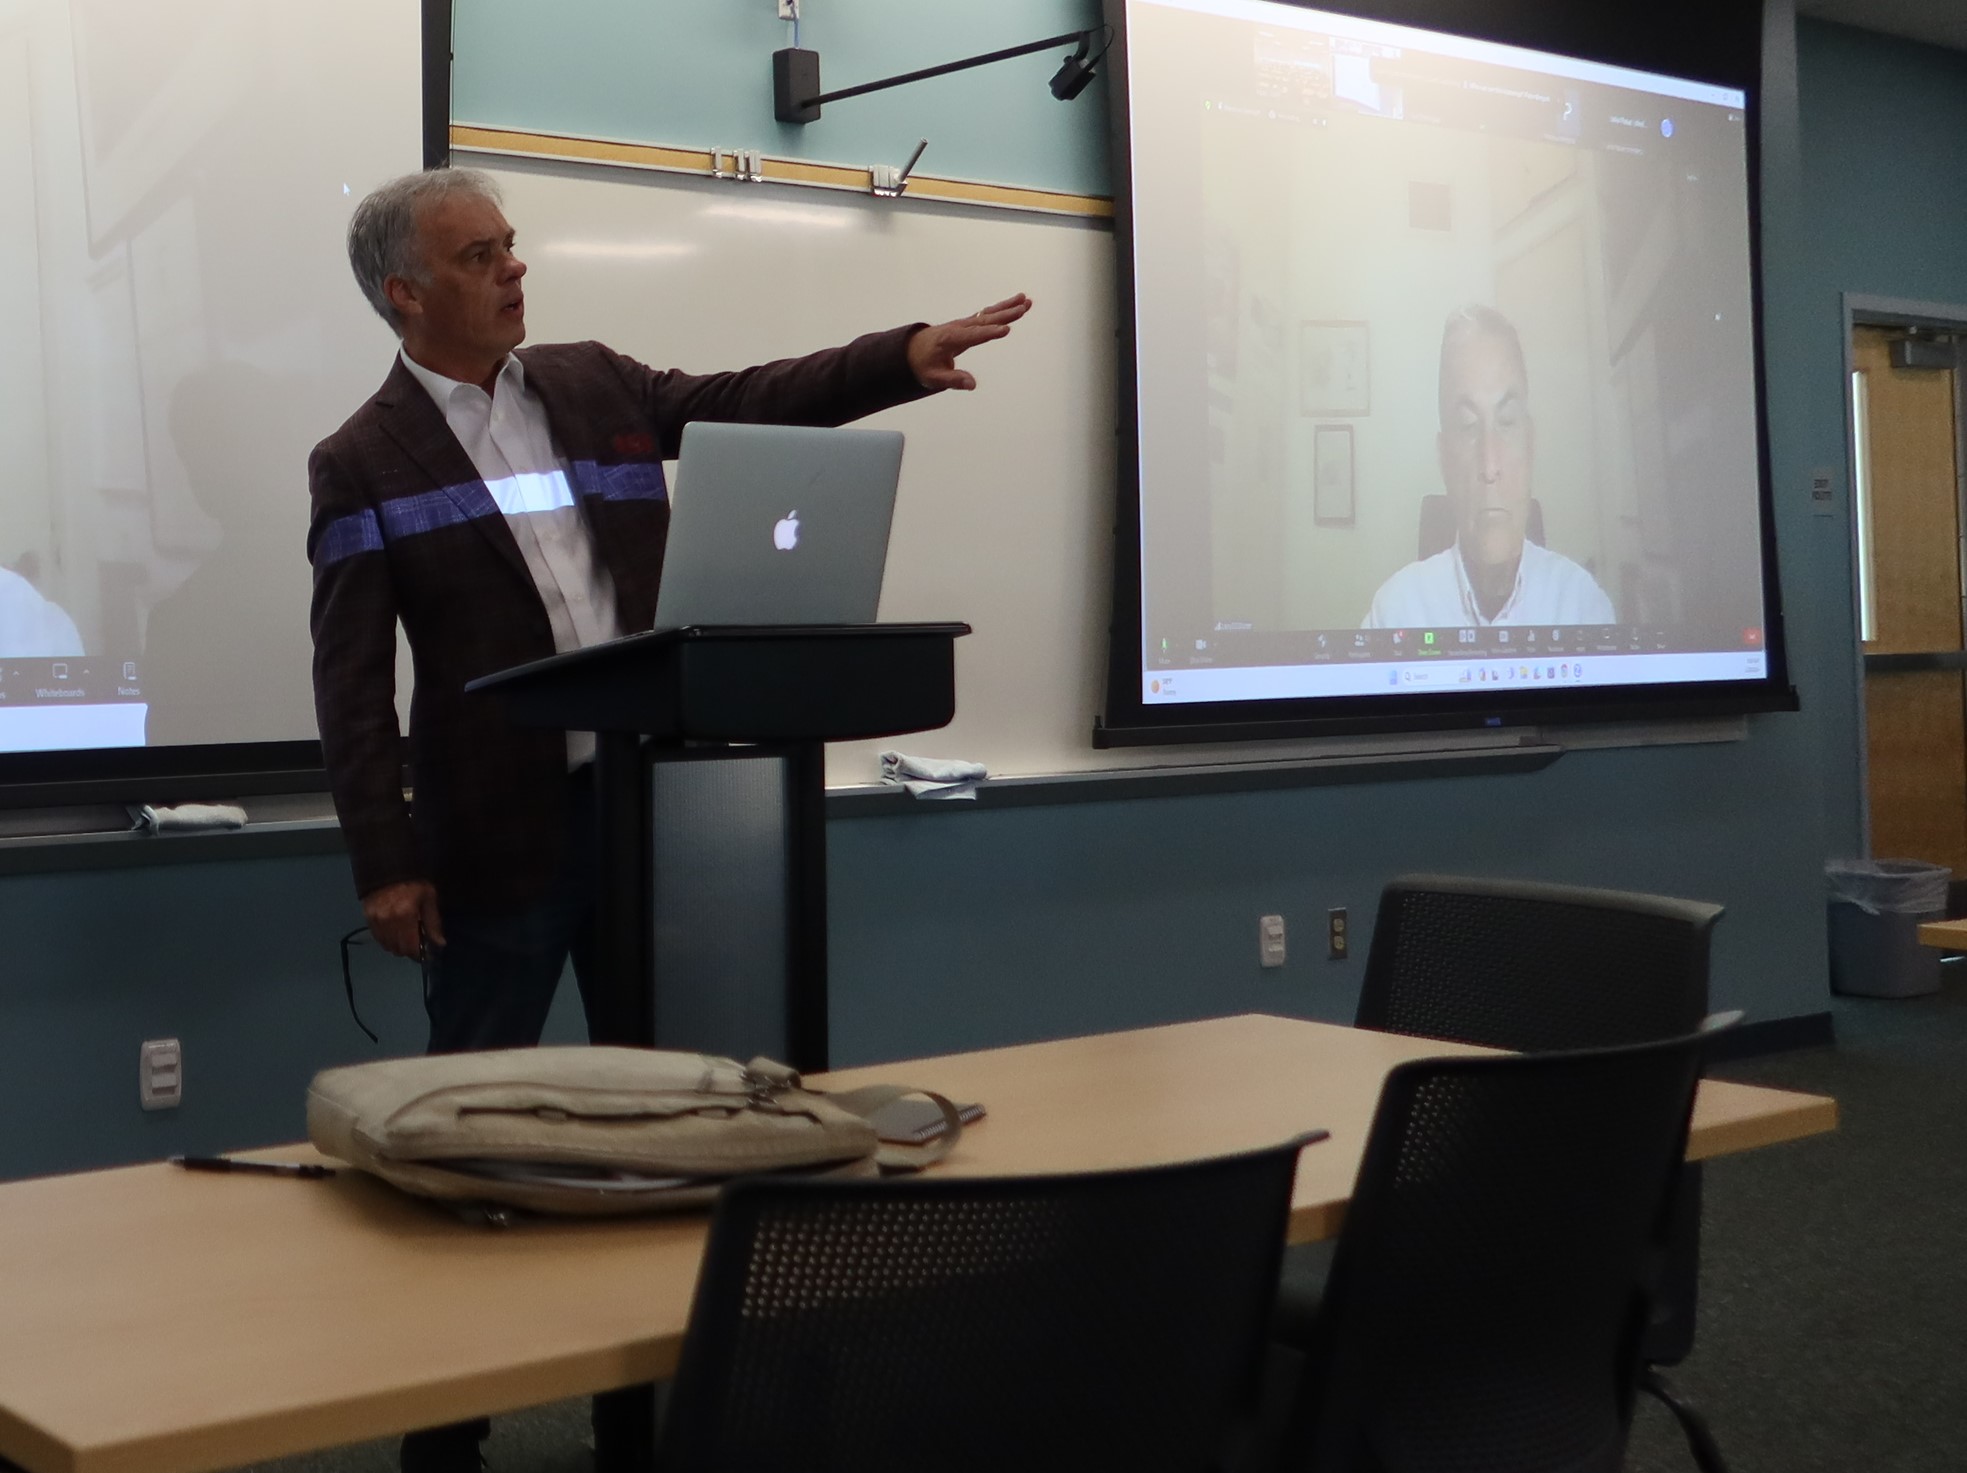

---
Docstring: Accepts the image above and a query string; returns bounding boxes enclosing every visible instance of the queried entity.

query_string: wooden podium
[468,623,968,1070]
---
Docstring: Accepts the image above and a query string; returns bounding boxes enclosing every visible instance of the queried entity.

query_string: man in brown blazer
[312,166,1023,1028]
[310,167,1025,1470]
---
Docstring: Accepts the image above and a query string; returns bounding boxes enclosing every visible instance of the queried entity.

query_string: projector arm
[774,30,1103,125]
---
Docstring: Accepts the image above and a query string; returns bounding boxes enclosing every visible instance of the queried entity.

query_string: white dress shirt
[0,567,84,657]
[400,349,623,764]
[1362,538,1617,629]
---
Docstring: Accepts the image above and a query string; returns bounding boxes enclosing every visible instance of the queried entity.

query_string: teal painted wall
[827,735,1836,1064]
[0,849,588,1182]
[1795,18,1967,858]
[8,1,1946,1183]
[453,0,1110,196]
[1803,20,1967,297]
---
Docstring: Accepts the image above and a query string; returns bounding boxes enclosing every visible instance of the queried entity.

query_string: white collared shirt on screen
[1362,538,1617,630]
[0,567,84,657]
[399,348,623,766]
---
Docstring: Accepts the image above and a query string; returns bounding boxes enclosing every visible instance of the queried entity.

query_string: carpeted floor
[1623,971,1967,1473]
[240,975,1967,1472]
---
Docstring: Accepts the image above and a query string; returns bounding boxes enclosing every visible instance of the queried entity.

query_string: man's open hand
[907,294,1033,391]
[362,879,446,959]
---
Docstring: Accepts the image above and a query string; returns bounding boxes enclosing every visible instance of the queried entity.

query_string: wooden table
[0,1014,1837,1473]
[1918,918,1967,950]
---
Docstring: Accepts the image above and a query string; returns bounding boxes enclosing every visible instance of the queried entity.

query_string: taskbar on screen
[0,658,148,751]
[1143,645,1769,705]
[1148,622,1765,668]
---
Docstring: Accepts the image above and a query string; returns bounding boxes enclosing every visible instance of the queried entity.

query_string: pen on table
[170,1155,337,1180]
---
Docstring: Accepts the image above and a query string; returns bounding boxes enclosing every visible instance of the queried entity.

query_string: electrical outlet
[777,0,800,18]
[1259,914,1286,968]
[1328,908,1349,960]
[139,1038,182,1111]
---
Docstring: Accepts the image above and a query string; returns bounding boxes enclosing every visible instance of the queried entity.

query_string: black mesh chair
[1308,874,1727,1470]
[1283,1016,1734,1473]
[1354,875,1719,1049]
[658,1140,1310,1473]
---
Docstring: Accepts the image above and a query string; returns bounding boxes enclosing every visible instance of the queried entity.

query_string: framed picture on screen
[1299,320,1370,417]
[1312,424,1354,526]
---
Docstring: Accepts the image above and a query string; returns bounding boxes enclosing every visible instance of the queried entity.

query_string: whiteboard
[480,157,1126,783]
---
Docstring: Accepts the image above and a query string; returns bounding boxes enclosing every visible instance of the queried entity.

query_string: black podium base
[469,624,968,1069]
[589,734,828,1070]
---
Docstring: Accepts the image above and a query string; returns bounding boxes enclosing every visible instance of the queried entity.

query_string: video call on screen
[0,0,415,757]
[1124,0,1771,708]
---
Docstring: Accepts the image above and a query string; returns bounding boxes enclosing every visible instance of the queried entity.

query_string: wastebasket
[1826,859,1951,998]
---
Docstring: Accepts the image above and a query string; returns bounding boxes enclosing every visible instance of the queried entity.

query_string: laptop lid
[653,423,905,631]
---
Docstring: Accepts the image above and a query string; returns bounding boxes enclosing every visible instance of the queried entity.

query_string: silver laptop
[652,423,905,631]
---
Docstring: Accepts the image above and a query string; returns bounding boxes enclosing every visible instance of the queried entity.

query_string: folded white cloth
[133,803,249,833]
[879,751,987,801]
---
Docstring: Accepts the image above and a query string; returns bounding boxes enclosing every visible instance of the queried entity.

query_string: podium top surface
[464,622,971,742]
[465,622,971,696]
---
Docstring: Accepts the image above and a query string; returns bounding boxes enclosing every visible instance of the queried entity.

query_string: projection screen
[0,0,422,787]
[1101,0,1792,743]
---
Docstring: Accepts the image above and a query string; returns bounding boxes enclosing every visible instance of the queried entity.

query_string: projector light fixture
[773,27,1110,125]
[1048,33,1099,102]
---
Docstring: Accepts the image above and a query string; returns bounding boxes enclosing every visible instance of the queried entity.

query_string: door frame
[1841,293,1967,854]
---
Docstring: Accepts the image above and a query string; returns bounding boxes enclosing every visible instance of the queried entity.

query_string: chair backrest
[1357,874,1724,1372]
[1355,874,1723,1052]
[658,1140,1308,1473]
[1418,495,1546,560]
[1291,1023,1723,1473]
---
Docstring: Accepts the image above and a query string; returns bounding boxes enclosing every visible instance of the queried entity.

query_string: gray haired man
[310,167,1028,1472]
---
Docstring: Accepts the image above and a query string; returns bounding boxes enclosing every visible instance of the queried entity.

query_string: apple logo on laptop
[773,510,800,551]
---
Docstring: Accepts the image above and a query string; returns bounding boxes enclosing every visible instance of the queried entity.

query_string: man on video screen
[0,565,82,657]
[1363,306,1616,629]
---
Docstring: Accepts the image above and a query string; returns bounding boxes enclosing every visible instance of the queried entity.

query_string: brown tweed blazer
[308,327,929,911]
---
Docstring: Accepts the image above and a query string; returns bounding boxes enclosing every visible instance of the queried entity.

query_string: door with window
[1853,322,1967,871]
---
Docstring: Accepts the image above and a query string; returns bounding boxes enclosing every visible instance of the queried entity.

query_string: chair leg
[1640,1366,1731,1473]
[592,1383,659,1472]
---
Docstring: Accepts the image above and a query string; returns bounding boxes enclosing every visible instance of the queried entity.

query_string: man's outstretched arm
[603,295,1034,456]
[903,295,1032,391]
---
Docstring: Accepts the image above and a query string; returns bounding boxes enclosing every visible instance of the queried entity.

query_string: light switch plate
[1259,914,1286,968]
[140,1038,182,1111]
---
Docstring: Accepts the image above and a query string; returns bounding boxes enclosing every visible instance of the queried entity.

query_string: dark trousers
[404,766,653,1470]
[423,764,604,1055]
